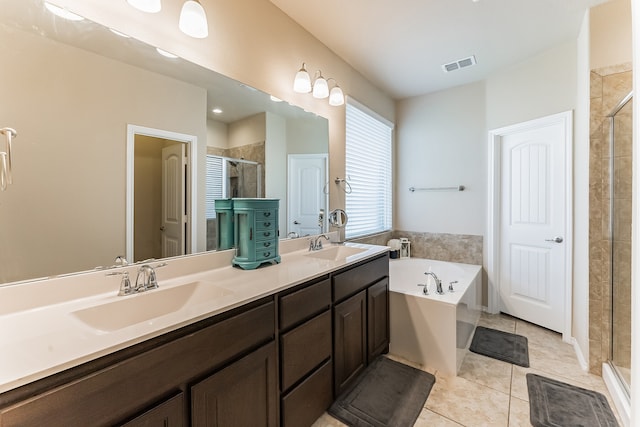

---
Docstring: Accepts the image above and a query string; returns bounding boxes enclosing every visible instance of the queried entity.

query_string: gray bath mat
[469,326,530,367]
[527,374,619,427]
[328,357,435,427]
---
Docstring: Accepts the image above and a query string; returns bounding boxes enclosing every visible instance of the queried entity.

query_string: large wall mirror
[0,0,329,286]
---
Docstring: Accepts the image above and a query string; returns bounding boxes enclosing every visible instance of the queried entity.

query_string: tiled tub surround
[589,64,632,375]
[388,258,482,375]
[352,230,483,265]
[0,234,387,393]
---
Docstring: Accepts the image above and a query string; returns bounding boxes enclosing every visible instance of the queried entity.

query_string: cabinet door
[368,278,390,363]
[333,290,367,396]
[191,342,277,427]
[120,393,185,427]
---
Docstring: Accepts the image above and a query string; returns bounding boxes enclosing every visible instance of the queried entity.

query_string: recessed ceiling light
[212,108,223,114]
[44,2,84,21]
[156,48,178,59]
[109,28,130,38]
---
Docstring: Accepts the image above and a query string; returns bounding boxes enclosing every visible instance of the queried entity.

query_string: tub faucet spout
[424,272,444,295]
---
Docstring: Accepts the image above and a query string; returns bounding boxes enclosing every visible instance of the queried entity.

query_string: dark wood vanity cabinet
[0,299,275,427]
[191,342,278,427]
[332,254,390,396]
[278,277,333,427]
[0,252,389,427]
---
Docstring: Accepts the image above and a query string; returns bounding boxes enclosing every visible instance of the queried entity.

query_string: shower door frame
[606,90,633,398]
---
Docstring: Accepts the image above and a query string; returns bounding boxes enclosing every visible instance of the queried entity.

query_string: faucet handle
[417,283,429,295]
[107,271,133,296]
[449,281,458,292]
[145,262,167,291]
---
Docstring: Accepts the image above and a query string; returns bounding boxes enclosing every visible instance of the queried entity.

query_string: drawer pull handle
[263,252,271,257]
[263,242,271,247]
[263,232,271,237]
[263,222,271,227]
[250,227,253,241]
[263,212,271,217]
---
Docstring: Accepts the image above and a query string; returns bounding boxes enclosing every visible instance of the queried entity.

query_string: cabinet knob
[263,212,271,217]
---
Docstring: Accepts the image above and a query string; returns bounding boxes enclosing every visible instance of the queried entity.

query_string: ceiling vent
[442,55,477,73]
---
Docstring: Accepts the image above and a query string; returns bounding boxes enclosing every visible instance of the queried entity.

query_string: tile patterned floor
[312,312,621,427]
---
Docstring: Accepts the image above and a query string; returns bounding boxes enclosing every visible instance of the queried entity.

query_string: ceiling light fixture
[293,63,312,94]
[179,0,209,39]
[328,79,345,106]
[293,62,344,106]
[44,2,84,21]
[312,72,329,99]
[212,108,223,114]
[126,0,161,13]
[270,95,283,103]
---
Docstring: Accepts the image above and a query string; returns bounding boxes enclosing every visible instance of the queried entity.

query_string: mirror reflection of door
[134,135,187,262]
[288,154,328,236]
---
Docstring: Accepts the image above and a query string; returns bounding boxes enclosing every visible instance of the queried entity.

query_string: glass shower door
[610,91,633,393]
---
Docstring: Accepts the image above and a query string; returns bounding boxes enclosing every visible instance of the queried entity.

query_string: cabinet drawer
[255,247,277,261]
[281,360,333,427]
[256,209,276,220]
[281,310,332,391]
[333,254,389,302]
[279,278,331,330]
[256,219,276,230]
[255,229,277,241]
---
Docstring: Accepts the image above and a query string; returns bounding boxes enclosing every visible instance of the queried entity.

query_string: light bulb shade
[179,0,209,38]
[329,85,345,106]
[293,66,312,93]
[312,76,329,99]
[126,0,161,13]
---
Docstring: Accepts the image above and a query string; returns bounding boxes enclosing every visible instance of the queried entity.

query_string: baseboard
[602,363,630,427]
[571,337,588,371]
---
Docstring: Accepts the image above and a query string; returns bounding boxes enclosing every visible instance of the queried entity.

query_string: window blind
[205,155,223,219]
[345,99,393,239]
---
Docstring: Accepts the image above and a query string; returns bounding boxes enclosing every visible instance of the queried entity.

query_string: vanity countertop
[0,240,388,394]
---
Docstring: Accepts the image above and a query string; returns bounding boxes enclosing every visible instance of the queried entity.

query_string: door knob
[293,220,301,225]
[160,226,165,231]
[545,237,563,243]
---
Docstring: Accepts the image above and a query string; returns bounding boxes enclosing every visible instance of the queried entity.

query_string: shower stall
[607,90,633,397]
[225,158,262,198]
[205,156,263,250]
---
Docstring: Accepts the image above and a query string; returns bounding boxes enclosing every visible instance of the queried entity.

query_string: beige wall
[228,113,266,148]
[590,0,633,70]
[206,119,228,149]
[0,26,206,283]
[395,81,487,236]
[486,41,578,130]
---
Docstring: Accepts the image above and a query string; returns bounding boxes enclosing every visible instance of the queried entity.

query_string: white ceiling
[270,0,608,99]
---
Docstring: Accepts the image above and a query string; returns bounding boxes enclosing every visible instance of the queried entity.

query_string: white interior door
[497,114,569,333]
[288,154,328,236]
[161,143,186,258]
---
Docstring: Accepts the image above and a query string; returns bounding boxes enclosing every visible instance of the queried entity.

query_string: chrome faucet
[309,234,330,251]
[425,271,444,295]
[135,265,158,292]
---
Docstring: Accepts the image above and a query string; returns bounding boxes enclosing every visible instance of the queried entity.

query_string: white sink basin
[305,246,367,261]
[72,281,233,332]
